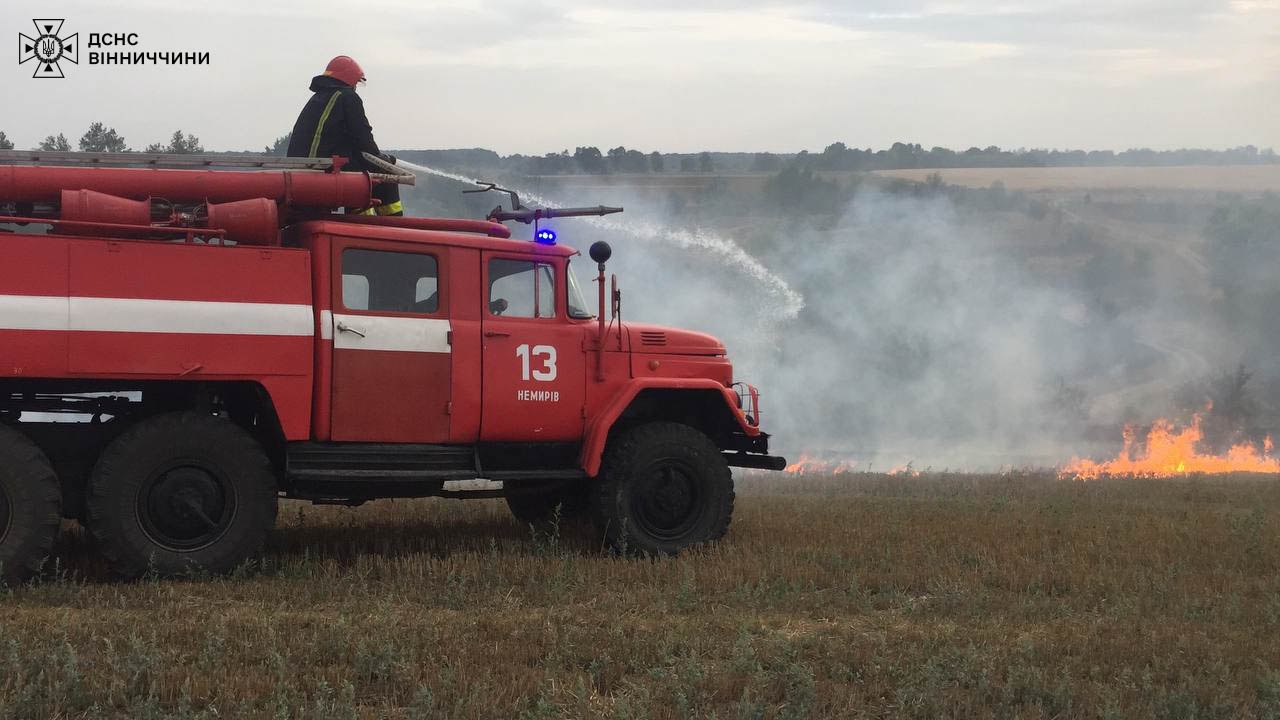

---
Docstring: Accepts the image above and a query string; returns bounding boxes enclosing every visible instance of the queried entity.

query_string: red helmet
[323,55,365,87]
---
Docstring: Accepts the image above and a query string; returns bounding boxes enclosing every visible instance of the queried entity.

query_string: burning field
[782,415,1280,481]
[1061,415,1280,479]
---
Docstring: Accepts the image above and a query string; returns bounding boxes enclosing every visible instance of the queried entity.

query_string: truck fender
[578,378,758,477]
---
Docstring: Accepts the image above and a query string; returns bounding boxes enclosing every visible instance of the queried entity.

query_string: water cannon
[492,204,624,224]
[463,181,623,225]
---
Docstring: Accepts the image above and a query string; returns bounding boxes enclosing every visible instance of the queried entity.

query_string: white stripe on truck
[0,295,451,353]
[0,294,312,336]
[0,295,69,331]
[331,313,451,353]
[70,297,315,336]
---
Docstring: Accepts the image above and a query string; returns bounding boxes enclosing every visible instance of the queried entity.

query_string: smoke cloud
[399,164,1266,470]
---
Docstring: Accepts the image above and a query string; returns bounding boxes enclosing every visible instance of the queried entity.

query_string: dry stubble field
[3,473,1280,719]
[872,165,1280,193]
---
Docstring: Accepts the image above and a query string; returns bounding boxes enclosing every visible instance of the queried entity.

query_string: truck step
[483,469,586,481]
[287,442,476,481]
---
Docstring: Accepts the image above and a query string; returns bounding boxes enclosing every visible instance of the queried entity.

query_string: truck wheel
[87,412,278,579]
[506,481,590,527]
[592,422,734,555]
[0,425,61,586]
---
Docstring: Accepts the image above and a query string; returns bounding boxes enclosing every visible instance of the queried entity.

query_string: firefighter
[288,55,403,216]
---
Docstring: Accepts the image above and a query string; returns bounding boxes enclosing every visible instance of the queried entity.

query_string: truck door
[480,253,586,441]
[329,240,451,442]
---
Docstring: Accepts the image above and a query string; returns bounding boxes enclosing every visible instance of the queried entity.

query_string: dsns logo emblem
[18,19,78,78]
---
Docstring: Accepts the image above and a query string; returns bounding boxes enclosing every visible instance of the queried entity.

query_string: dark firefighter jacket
[287,75,383,170]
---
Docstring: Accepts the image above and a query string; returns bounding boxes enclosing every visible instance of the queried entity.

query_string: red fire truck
[0,151,785,581]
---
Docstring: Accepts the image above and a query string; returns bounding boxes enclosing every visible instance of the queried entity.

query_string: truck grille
[639,331,667,346]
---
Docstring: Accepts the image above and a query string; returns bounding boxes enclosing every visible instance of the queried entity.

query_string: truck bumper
[724,452,788,471]
[722,431,787,471]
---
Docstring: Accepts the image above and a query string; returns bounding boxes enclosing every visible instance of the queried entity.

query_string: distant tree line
[1,122,205,154]
[401,142,1280,176]
[5,126,1276,173]
[502,147,715,175]
[801,142,1278,171]
[145,130,204,154]
[264,133,291,156]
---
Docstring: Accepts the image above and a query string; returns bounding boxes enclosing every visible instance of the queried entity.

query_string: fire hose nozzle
[488,205,624,224]
[361,152,416,186]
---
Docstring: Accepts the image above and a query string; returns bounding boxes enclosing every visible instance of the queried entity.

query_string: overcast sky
[4,0,1277,154]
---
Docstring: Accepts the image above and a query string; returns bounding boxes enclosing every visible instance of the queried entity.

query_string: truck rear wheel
[87,412,278,579]
[592,422,734,555]
[0,425,61,586]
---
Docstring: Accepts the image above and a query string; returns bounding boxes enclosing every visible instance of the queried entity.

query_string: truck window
[489,258,555,318]
[341,248,439,314]
[566,260,593,319]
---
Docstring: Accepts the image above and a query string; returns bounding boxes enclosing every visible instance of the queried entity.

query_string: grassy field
[3,473,1280,719]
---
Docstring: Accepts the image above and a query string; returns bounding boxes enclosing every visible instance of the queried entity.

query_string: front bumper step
[723,452,788,471]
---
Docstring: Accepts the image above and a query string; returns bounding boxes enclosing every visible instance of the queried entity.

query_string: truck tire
[591,422,734,555]
[87,412,278,579]
[506,481,590,527]
[0,425,61,586]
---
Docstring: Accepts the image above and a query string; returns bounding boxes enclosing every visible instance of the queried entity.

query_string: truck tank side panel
[0,235,69,376]
[448,246,483,442]
[68,239,311,304]
[0,234,316,439]
[67,333,312,377]
[66,239,313,379]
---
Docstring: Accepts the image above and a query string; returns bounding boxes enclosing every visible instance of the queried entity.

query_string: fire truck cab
[0,151,784,582]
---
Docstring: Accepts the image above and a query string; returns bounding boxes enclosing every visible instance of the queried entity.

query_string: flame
[783,454,857,475]
[1060,415,1280,479]
[781,455,922,476]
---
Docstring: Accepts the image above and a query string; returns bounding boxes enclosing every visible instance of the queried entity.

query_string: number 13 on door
[516,344,557,382]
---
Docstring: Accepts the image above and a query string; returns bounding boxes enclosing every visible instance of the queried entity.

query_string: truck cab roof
[295,218,580,258]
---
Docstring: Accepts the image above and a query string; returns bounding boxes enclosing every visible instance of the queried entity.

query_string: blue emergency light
[534,228,557,245]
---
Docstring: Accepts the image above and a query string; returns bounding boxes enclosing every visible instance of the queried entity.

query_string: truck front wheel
[0,425,61,586]
[592,422,734,555]
[87,412,278,579]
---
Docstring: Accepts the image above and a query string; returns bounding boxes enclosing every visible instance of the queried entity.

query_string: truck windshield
[567,260,593,319]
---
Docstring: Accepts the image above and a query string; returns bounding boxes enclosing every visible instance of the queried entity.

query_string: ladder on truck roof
[0,150,415,186]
